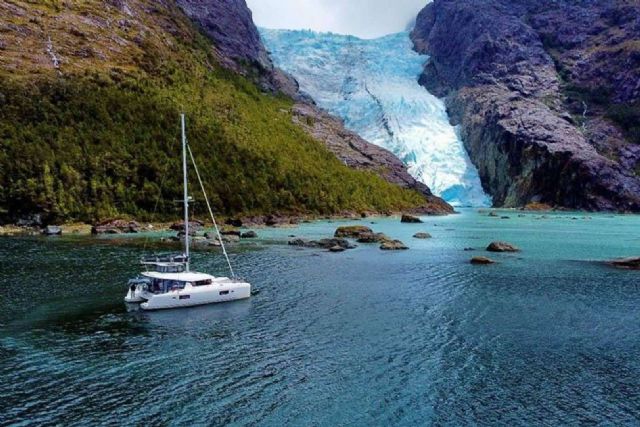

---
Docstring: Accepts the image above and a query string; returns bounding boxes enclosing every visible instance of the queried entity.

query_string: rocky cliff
[412,0,640,211]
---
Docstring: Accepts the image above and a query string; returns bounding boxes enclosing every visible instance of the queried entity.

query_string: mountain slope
[0,0,449,224]
[411,0,640,212]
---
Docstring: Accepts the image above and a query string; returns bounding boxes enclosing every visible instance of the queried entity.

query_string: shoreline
[1,207,637,238]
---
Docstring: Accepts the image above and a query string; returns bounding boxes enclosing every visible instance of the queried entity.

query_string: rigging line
[186,142,236,278]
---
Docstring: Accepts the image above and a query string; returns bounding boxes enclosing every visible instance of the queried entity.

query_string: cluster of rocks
[290,224,425,253]
[288,237,356,253]
[161,220,258,247]
[470,241,521,265]
[91,220,140,235]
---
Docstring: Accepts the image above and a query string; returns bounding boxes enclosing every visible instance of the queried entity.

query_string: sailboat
[124,114,251,310]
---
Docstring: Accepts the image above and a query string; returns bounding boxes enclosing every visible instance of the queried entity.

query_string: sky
[245,0,429,39]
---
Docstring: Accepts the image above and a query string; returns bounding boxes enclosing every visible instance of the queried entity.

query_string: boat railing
[140,254,189,265]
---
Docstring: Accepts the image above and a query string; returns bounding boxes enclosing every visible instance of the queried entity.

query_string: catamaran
[124,114,251,310]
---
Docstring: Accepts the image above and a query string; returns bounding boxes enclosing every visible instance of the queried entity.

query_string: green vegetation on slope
[0,2,425,224]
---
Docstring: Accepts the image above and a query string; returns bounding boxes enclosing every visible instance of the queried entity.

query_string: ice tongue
[261,29,491,207]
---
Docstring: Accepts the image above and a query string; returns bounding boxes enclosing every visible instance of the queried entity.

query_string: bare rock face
[175,0,299,96]
[411,0,640,212]
[292,103,454,215]
[175,0,269,69]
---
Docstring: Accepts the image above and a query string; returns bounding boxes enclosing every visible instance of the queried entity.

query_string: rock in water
[317,238,356,250]
[401,215,423,224]
[334,226,373,238]
[380,240,409,250]
[170,220,204,232]
[609,257,640,270]
[487,241,520,252]
[221,235,240,243]
[413,232,432,239]
[241,231,258,239]
[220,228,241,236]
[329,245,346,253]
[471,256,496,265]
[289,237,355,250]
[42,225,62,236]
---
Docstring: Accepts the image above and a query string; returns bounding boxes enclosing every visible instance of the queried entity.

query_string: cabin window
[179,295,191,300]
[219,290,230,296]
[194,280,213,287]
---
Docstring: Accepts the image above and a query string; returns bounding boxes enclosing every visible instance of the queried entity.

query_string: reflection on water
[1,210,640,425]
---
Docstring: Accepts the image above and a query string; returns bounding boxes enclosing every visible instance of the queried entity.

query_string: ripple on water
[1,211,640,425]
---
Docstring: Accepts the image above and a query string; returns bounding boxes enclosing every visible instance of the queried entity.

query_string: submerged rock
[329,245,346,253]
[413,232,432,239]
[471,256,496,265]
[380,240,409,250]
[401,214,423,224]
[487,241,520,252]
[241,230,258,239]
[609,257,640,270]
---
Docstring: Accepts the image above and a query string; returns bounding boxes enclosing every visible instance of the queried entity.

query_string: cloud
[246,0,429,39]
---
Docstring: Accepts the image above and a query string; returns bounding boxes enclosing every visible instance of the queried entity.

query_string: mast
[181,113,190,272]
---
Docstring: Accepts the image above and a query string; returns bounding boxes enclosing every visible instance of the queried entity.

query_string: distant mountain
[412,0,640,211]
[0,0,451,225]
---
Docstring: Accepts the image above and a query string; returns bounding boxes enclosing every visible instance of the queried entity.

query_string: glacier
[260,29,491,207]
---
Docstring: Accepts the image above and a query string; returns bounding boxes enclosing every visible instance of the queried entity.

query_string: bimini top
[141,271,217,282]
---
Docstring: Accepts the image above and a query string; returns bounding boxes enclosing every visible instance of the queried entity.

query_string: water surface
[1,210,639,425]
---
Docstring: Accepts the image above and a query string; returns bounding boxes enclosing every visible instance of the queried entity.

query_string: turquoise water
[1,210,640,425]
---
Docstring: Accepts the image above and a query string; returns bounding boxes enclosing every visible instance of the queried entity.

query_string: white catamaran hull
[134,280,251,310]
